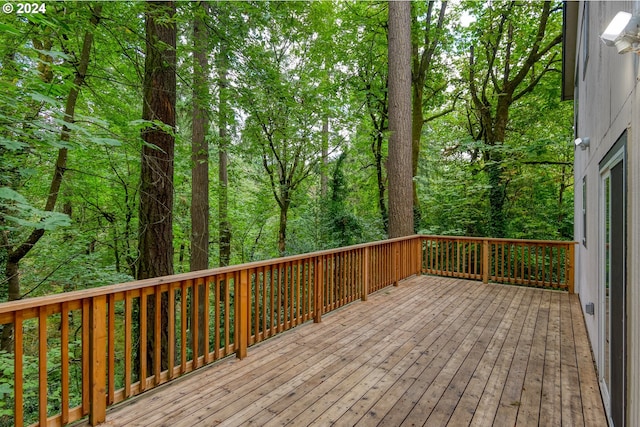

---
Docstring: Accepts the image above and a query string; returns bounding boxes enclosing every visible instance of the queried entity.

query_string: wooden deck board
[98,276,606,427]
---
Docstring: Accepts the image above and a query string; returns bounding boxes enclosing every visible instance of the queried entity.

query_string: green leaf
[0,22,20,36]
[2,211,71,231]
[0,188,71,231]
[28,92,61,106]
[0,136,27,151]
[0,383,12,395]
[33,49,71,61]
[0,187,29,204]
[88,137,123,147]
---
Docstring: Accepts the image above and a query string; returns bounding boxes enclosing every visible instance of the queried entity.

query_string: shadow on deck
[97,275,606,427]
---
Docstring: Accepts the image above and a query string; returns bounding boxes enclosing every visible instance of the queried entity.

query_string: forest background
[0,0,572,304]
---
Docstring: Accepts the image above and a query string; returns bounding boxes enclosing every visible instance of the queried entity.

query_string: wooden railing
[0,235,573,427]
[421,236,575,292]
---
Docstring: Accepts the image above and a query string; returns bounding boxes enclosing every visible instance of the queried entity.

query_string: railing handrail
[0,235,577,315]
[0,235,422,315]
[0,235,420,314]
[420,234,577,245]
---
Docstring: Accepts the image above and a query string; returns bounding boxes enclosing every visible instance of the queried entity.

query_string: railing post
[236,269,249,359]
[567,243,575,294]
[362,247,370,301]
[89,295,107,425]
[482,239,489,284]
[314,256,323,323]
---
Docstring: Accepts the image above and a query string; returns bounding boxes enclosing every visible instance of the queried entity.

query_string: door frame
[598,132,627,426]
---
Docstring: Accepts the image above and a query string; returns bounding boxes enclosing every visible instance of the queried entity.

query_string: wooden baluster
[89,295,107,425]
[140,291,147,391]
[82,299,90,413]
[286,262,292,329]
[314,256,324,323]
[568,243,575,294]
[507,243,512,284]
[482,239,489,284]
[500,242,505,282]
[38,307,47,426]
[168,286,175,377]
[557,246,562,288]
[307,261,313,320]
[204,279,210,362]
[107,294,115,404]
[250,269,257,343]
[14,311,23,427]
[192,280,199,368]
[297,263,302,320]
[394,241,400,286]
[124,292,133,397]
[520,244,525,284]
[215,277,221,358]
[362,247,370,302]
[269,269,275,336]
[180,281,187,372]
[258,268,264,338]
[154,287,162,382]
[61,302,70,424]
[225,274,231,354]
[544,246,550,287]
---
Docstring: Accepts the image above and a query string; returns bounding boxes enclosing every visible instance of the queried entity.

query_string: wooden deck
[97,276,606,427]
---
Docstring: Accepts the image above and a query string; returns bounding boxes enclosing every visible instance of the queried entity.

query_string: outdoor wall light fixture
[601,11,640,54]
[574,137,590,150]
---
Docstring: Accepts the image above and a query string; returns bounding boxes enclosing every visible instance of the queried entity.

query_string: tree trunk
[374,131,388,233]
[411,85,424,231]
[218,42,231,268]
[138,0,176,374]
[191,1,210,273]
[277,199,290,257]
[387,0,414,238]
[486,159,507,238]
[191,1,210,357]
[485,97,510,238]
[0,6,101,352]
[321,117,329,199]
[138,0,176,280]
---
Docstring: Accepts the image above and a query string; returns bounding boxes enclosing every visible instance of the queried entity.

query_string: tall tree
[346,1,391,233]
[240,2,326,256]
[138,0,176,374]
[190,1,210,272]
[1,5,101,351]
[190,0,210,360]
[138,1,176,280]
[217,32,232,267]
[465,1,562,237]
[387,0,414,238]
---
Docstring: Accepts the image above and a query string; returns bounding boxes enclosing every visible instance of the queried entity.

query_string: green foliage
[324,152,363,247]
[0,188,70,231]
[0,339,83,427]
[0,0,573,302]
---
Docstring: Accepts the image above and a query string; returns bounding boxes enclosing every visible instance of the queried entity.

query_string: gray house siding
[567,1,640,425]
